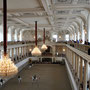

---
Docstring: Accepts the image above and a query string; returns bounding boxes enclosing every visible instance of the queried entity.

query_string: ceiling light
[59,36,61,38]
[31,21,41,56]
[29,48,32,52]
[0,54,18,77]
[63,49,65,52]
[0,0,18,78]
[31,46,41,56]
[41,28,47,51]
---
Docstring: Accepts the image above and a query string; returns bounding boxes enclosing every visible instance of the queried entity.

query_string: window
[65,34,69,41]
[53,35,57,42]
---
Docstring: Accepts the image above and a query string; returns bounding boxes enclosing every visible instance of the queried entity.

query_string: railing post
[73,53,75,71]
[8,49,10,57]
[72,51,74,68]
[23,46,24,57]
[83,60,88,90]
[25,46,27,56]
[12,48,14,60]
[21,47,23,57]
[17,47,19,60]
[80,57,83,84]
[75,54,77,75]
[76,55,79,78]
[15,48,17,62]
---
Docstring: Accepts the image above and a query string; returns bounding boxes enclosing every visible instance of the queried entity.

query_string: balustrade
[68,42,90,54]
[0,43,31,64]
[65,44,90,90]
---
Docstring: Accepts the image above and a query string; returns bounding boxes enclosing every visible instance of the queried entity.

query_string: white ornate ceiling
[0,0,90,35]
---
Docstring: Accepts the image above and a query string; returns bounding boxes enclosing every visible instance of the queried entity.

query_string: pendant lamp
[31,21,41,56]
[41,28,47,51]
[0,0,18,78]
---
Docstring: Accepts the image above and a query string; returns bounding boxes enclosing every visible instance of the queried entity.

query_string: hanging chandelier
[31,21,41,56]
[41,28,47,51]
[0,0,18,78]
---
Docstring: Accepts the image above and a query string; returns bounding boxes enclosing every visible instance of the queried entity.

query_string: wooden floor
[1,64,72,90]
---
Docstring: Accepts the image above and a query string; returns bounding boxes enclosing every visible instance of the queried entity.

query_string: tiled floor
[1,64,72,90]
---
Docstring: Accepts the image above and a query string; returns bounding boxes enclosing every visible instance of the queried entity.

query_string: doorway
[42,58,52,64]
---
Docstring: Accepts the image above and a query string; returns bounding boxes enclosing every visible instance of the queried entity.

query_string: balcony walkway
[1,64,72,90]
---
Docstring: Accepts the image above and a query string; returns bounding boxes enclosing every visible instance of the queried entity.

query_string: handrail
[66,45,90,62]
[67,42,90,54]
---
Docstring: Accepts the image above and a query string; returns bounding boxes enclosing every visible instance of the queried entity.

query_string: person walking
[0,79,3,87]
[18,76,22,83]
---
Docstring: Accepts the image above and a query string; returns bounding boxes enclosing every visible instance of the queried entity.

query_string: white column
[74,33,76,41]
[14,28,20,41]
[87,13,90,42]
[77,32,80,40]
[20,29,24,41]
[8,26,16,41]
[81,22,85,44]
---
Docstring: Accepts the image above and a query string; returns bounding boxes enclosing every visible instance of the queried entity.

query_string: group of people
[79,81,89,90]
[68,39,90,45]
[18,74,40,85]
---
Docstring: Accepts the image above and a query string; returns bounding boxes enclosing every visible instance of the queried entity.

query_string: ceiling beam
[0,8,45,13]
[39,0,54,26]
[8,15,51,18]
[12,18,29,26]
[53,4,90,8]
